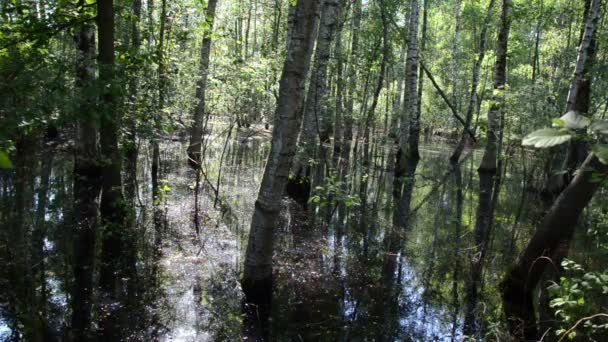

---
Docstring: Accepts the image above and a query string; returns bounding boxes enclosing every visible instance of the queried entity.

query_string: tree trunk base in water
[500,268,538,340]
[241,277,272,341]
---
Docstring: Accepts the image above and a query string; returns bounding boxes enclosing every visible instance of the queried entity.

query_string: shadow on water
[1,125,544,341]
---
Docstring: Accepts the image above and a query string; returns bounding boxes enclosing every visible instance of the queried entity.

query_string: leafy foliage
[548,259,608,340]
[308,174,360,210]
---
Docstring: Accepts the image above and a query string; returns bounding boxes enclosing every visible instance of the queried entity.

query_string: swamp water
[0,126,543,341]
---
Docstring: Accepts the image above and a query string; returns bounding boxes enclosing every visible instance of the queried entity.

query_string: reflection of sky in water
[398,260,462,341]
[0,315,13,340]
[0,134,522,339]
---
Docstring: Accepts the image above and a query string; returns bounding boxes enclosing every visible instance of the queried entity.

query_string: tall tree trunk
[124,0,142,205]
[566,0,599,114]
[449,0,496,164]
[71,2,101,337]
[151,0,167,276]
[387,45,405,172]
[501,0,602,339]
[451,0,462,111]
[463,0,512,336]
[331,3,346,169]
[531,0,542,82]
[187,0,219,168]
[341,0,361,168]
[147,0,154,50]
[294,0,341,183]
[270,0,281,51]
[541,0,598,206]
[241,2,321,336]
[97,0,130,338]
[415,0,428,142]
[360,0,389,208]
[394,0,420,197]
[336,0,361,221]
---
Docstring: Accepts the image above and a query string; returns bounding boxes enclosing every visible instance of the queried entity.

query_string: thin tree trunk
[387,45,405,172]
[452,0,461,111]
[360,0,389,207]
[187,0,219,168]
[337,0,361,221]
[332,1,347,168]
[125,0,142,204]
[531,0,542,82]
[416,0,429,126]
[270,0,281,51]
[449,0,496,164]
[150,0,167,301]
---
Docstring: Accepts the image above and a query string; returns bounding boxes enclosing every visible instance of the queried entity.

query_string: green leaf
[552,118,565,128]
[0,151,12,169]
[590,120,608,134]
[522,128,572,148]
[592,144,608,164]
[560,111,590,129]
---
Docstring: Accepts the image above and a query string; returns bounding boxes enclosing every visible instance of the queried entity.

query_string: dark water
[0,125,548,341]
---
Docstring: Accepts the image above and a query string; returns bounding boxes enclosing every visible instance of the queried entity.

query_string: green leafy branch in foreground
[522,111,608,165]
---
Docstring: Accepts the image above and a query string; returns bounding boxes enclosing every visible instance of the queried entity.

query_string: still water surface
[0,128,540,341]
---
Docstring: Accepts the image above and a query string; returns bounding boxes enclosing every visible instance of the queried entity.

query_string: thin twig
[557,313,608,342]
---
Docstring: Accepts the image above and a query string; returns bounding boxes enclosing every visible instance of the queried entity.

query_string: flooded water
[0,123,552,341]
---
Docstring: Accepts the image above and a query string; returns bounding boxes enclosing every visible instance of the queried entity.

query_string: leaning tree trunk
[449,0,496,164]
[187,0,219,168]
[501,154,607,340]
[463,0,512,336]
[501,0,601,339]
[294,0,341,183]
[241,0,320,314]
[394,0,420,196]
[71,3,102,338]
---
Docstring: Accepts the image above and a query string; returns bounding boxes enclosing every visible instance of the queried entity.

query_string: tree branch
[420,61,477,142]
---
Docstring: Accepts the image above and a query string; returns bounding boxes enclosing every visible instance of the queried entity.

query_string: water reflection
[1,126,540,341]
